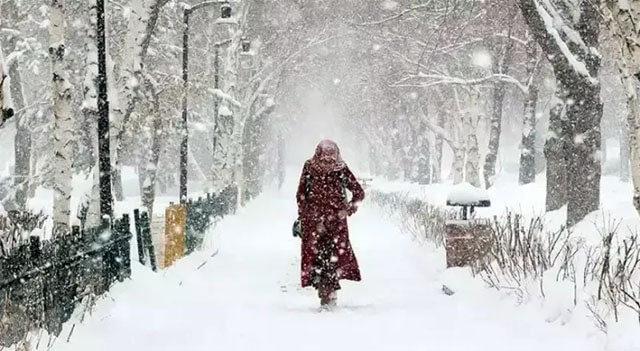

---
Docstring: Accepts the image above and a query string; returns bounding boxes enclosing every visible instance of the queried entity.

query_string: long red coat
[296,160,365,288]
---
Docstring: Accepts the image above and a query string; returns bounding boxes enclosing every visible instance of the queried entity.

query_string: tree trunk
[9,59,30,210]
[484,80,505,188]
[452,142,465,185]
[416,122,431,185]
[519,83,538,185]
[608,21,640,213]
[50,0,73,236]
[601,135,608,170]
[141,88,161,218]
[564,78,602,227]
[519,38,539,185]
[464,110,480,187]
[518,0,602,226]
[465,133,480,187]
[433,110,444,183]
[544,88,568,211]
[621,113,630,182]
[276,132,285,189]
[1,10,31,210]
[111,0,167,202]
[82,0,101,227]
[563,7,603,227]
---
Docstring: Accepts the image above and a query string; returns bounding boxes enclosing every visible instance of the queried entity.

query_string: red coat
[296,160,365,288]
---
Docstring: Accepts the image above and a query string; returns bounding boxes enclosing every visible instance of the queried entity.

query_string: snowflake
[381,0,399,10]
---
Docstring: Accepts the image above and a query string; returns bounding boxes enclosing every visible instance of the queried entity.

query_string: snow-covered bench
[445,183,492,267]
[445,183,491,220]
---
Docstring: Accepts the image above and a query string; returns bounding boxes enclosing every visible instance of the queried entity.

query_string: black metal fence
[0,215,132,346]
[185,185,237,254]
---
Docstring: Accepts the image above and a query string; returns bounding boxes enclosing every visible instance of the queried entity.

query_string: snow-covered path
[54,190,602,351]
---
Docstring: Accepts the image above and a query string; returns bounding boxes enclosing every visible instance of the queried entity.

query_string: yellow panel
[164,204,187,268]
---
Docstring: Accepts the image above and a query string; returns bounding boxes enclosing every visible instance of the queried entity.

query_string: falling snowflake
[471,49,492,68]
[381,0,399,10]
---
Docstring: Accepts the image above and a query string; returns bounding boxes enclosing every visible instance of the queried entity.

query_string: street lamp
[181,0,235,203]
[96,0,113,218]
[221,2,232,18]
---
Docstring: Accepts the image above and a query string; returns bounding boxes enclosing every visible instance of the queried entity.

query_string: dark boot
[319,289,337,309]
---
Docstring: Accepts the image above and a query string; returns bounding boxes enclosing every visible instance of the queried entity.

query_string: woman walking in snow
[296,140,365,308]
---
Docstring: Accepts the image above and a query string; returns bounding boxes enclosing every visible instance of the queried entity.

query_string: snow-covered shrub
[0,210,48,256]
[474,213,574,301]
[369,190,454,245]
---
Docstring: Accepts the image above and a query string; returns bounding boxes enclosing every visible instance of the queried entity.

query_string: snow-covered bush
[0,210,48,256]
[369,190,454,245]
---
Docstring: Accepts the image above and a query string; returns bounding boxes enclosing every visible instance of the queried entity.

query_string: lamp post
[180,0,234,203]
[96,0,113,218]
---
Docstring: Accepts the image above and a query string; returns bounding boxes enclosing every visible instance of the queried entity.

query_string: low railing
[0,216,132,346]
[186,185,237,254]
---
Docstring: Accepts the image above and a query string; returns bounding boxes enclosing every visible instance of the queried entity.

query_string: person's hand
[346,202,358,216]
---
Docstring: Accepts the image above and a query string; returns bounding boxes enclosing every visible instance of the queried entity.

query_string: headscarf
[309,139,346,174]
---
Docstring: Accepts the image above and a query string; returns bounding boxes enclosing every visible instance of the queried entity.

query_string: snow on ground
[371,173,639,245]
[45,183,616,351]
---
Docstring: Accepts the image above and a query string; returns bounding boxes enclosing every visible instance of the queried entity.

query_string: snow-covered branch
[356,2,436,26]
[208,88,242,108]
[405,72,529,94]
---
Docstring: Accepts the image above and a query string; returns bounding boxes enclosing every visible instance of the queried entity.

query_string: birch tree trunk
[415,121,431,184]
[212,24,243,194]
[483,81,504,188]
[483,46,512,189]
[111,0,168,201]
[544,89,568,211]
[624,79,640,211]
[465,132,480,187]
[140,80,161,218]
[519,85,538,185]
[519,36,539,185]
[464,103,480,187]
[620,117,630,182]
[432,110,444,183]
[83,1,102,228]
[1,4,30,209]
[111,0,146,201]
[451,140,465,185]
[49,0,73,236]
[9,57,30,210]
[603,1,640,213]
